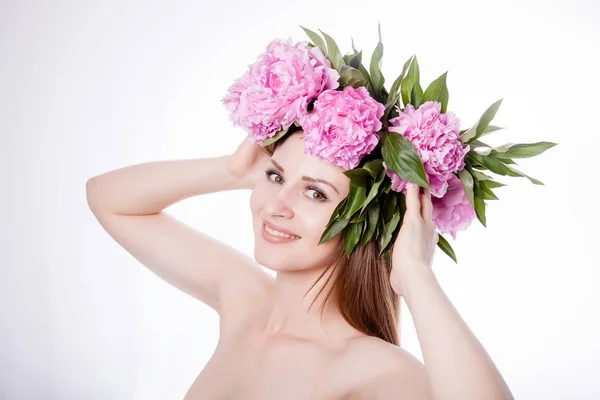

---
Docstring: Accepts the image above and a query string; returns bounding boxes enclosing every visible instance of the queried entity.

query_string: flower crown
[222,25,557,263]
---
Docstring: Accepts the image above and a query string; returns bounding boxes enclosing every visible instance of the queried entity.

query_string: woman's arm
[86,155,251,215]
[379,186,513,399]
[401,266,514,400]
[86,141,273,314]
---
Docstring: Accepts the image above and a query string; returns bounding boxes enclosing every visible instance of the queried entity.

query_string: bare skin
[183,283,415,400]
[86,133,427,399]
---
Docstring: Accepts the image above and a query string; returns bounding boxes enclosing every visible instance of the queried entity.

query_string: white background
[1,0,599,398]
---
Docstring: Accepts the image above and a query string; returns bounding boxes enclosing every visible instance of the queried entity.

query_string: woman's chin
[254,250,282,267]
[253,247,300,271]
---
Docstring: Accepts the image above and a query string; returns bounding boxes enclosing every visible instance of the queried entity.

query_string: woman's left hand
[390,184,439,296]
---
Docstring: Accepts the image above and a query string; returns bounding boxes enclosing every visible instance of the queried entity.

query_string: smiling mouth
[263,223,301,240]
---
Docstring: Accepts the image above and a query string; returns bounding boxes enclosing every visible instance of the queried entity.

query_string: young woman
[86,130,514,399]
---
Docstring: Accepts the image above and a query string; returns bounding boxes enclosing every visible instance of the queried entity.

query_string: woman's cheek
[297,206,331,236]
[249,181,270,214]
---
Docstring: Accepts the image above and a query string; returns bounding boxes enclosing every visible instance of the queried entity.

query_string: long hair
[262,130,401,346]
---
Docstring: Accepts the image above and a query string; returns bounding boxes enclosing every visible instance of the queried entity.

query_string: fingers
[406,184,434,222]
[421,188,433,222]
[405,184,421,218]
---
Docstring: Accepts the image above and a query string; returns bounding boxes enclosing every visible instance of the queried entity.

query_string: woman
[86,129,514,399]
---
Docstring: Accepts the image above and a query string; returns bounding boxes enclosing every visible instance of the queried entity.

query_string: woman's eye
[266,170,283,184]
[307,189,323,201]
[306,187,327,202]
[272,174,282,184]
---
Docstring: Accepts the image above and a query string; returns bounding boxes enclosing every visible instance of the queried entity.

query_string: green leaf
[350,209,367,222]
[421,71,449,111]
[349,50,363,69]
[436,234,457,263]
[473,170,494,181]
[383,219,402,257]
[388,61,410,102]
[492,141,558,159]
[478,181,499,200]
[490,142,515,153]
[379,212,401,256]
[479,124,504,138]
[438,78,449,114]
[343,168,373,186]
[319,30,344,71]
[461,99,503,143]
[362,201,380,246]
[476,99,503,137]
[381,131,431,189]
[363,159,384,177]
[357,63,375,96]
[504,164,544,185]
[410,85,421,108]
[328,197,348,223]
[473,194,487,227]
[340,182,367,219]
[351,37,358,53]
[369,23,385,96]
[483,180,506,189]
[382,191,398,222]
[384,55,413,117]
[400,55,416,107]
[300,26,327,56]
[383,182,391,194]
[470,152,507,174]
[460,124,478,143]
[361,166,385,214]
[479,189,499,201]
[469,140,494,150]
[261,127,289,147]
[398,189,407,215]
[344,222,363,256]
[492,155,517,165]
[400,56,423,108]
[319,218,350,245]
[458,169,475,208]
[343,54,353,65]
[469,152,544,185]
[339,65,368,88]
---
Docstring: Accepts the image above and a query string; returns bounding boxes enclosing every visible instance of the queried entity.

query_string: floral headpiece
[222,25,557,263]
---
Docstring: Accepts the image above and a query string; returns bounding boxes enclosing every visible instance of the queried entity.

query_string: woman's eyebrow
[302,176,340,195]
[270,159,286,172]
[270,159,340,195]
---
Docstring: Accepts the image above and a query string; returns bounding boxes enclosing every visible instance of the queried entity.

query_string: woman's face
[250,132,350,272]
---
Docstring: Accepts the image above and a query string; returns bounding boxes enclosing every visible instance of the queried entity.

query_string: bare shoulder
[217,266,274,333]
[346,336,433,399]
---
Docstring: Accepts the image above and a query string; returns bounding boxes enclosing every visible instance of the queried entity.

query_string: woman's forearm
[402,267,514,400]
[86,155,250,215]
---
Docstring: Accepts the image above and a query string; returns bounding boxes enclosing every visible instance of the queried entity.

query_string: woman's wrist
[401,265,439,300]
[391,263,437,298]
[223,155,254,190]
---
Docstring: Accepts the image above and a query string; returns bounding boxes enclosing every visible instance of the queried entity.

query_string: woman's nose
[266,190,295,218]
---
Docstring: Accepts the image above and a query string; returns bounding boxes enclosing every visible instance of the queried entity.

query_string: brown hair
[262,131,401,346]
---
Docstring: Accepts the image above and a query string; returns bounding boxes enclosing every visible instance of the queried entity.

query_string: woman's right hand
[227,137,270,190]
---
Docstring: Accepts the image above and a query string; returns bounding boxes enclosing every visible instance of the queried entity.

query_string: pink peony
[431,174,476,239]
[385,101,470,198]
[300,86,385,169]
[222,38,340,143]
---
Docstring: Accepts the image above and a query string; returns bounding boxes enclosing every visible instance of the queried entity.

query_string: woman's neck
[259,267,360,344]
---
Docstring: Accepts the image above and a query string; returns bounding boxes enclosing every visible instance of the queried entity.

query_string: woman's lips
[264,220,299,237]
[261,223,300,244]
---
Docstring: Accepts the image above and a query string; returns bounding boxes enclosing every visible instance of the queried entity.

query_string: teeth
[265,224,299,239]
